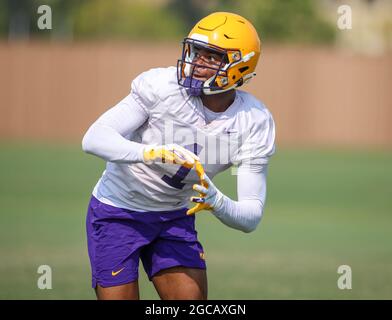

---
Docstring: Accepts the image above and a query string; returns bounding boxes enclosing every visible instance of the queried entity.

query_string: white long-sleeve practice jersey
[84,66,275,213]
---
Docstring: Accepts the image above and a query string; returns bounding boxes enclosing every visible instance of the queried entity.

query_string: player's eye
[208,55,223,65]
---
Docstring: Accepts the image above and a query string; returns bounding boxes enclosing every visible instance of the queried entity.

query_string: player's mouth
[192,73,208,81]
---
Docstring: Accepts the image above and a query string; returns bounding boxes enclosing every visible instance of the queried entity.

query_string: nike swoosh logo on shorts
[111,267,125,276]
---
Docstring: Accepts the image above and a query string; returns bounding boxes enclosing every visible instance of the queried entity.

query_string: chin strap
[184,71,256,97]
[184,76,204,96]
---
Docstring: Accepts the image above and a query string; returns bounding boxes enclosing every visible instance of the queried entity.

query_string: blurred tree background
[0,0,336,44]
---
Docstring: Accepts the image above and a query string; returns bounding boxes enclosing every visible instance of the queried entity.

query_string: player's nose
[194,57,211,74]
[194,56,207,68]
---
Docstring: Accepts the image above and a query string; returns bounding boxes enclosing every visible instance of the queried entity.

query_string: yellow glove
[143,144,199,168]
[187,161,214,215]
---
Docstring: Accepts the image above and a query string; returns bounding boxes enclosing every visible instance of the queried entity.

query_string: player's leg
[140,212,207,300]
[152,266,207,300]
[95,281,140,300]
[85,196,159,300]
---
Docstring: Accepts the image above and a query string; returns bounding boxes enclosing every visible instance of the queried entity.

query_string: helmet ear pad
[225,68,242,87]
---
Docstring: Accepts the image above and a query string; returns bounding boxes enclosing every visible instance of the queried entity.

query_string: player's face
[191,47,225,81]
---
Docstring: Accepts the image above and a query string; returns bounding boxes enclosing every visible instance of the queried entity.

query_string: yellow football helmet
[177,12,261,96]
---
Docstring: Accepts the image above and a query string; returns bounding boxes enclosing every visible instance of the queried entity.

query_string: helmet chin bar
[178,62,256,96]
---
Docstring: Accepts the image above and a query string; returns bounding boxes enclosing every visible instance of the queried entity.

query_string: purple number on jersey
[161,143,202,189]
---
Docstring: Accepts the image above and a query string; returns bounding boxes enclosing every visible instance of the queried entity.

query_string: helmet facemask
[177,38,242,96]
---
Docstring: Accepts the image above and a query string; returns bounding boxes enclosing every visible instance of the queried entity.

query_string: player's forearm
[82,123,145,163]
[211,164,267,232]
[211,196,263,233]
[82,93,150,163]
[189,164,268,232]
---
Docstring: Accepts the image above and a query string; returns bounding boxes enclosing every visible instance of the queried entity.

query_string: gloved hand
[143,144,199,168]
[187,163,224,215]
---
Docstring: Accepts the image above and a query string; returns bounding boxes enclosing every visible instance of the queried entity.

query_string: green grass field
[0,142,391,299]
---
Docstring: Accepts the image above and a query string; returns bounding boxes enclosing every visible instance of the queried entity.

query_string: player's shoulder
[135,66,176,81]
[132,66,178,95]
[236,90,274,126]
[130,66,179,110]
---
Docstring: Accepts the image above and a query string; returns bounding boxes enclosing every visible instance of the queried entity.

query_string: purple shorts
[86,196,206,288]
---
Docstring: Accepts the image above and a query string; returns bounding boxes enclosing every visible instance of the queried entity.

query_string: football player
[82,12,275,300]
